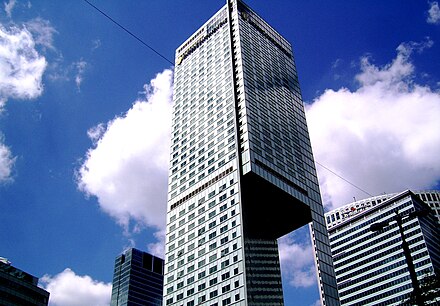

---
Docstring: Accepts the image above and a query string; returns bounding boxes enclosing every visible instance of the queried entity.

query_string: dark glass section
[111,248,164,306]
[244,239,284,305]
[0,261,49,306]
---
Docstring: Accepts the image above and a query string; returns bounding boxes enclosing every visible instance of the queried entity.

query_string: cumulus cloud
[0,23,47,108]
[306,39,440,209]
[77,69,173,233]
[4,0,16,17]
[278,233,316,288]
[427,1,440,24]
[147,229,166,258]
[0,136,15,183]
[41,268,111,306]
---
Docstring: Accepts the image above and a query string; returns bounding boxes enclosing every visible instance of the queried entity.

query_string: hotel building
[164,1,339,305]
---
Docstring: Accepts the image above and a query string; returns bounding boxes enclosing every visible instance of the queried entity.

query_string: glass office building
[111,248,164,306]
[164,0,339,305]
[325,190,440,305]
[0,257,49,306]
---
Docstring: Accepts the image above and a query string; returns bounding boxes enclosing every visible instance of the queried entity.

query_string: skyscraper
[111,248,164,306]
[325,190,440,305]
[0,257,50,306]
[164,1,339,305]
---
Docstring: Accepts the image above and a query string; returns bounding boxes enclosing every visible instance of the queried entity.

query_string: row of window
[334,229,423,270]
[329,200,413,243]
[166,293,240,306]
[339,251,429,293]
[332,217,418,255]
[336,241,427,282]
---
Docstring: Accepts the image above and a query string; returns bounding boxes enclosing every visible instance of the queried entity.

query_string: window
[177,293,184,301]
[209,277,218,286]
[221,247,229,257]
[221,272,230,280]
[220,214,227,222]
[199,271,206,279]
[198,283,206,291]
[221,259,229,268]
[177,259,184,268]
[210,290,218,298]
[209,265,217,274]
[222,285,230,293]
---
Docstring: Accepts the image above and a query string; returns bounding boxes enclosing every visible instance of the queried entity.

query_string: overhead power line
[82,0,174,66]
[83,0,373,200]
[315,161,373,197]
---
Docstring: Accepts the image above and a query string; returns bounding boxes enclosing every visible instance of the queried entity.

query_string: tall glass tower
[164,1,339,305]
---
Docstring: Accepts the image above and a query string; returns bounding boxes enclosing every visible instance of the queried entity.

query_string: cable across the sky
[82,0,174,66]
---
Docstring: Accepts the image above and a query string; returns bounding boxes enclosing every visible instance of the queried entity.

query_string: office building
[111,248,164,306]
[164,1,339,305]
[0,257,49,306]
[325,190,440,305]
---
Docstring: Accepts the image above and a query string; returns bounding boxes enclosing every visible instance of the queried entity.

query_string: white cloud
[310,299,321,306]
[278,233,316,288]
[427,1,440,24]
[4,0,16,18]
[92,39,101,51]
[306,40,440,209]
[24,18,57,51]
[0,135,15,183]
[41,268,111,306]
[77,69,173,233]
[0,23,47,108]
[73,59,87,92]
[147,229,166,258]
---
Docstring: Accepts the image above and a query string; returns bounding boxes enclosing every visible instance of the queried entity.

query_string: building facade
[0,257,49,306]
[325,190,440,305]
[111,248,164,306]
[164,1,339,305]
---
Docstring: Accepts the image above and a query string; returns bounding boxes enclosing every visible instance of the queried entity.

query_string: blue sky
[1,1,439,305]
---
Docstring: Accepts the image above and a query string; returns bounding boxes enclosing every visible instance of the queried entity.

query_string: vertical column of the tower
[244,239,284,305]
[310,203,340,306]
